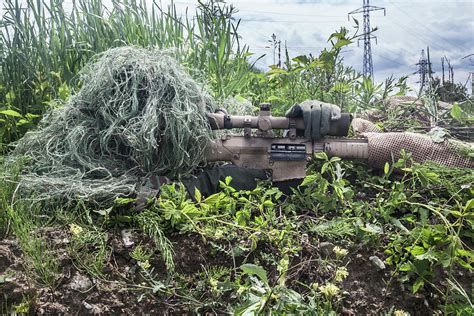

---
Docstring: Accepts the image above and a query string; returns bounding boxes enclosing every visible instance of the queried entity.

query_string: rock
[83,301,93,310]
[121,229,134,247]
[369,256,386,270]
[319,242,335,256]
[82,301,102,313]
[69,273,92,292]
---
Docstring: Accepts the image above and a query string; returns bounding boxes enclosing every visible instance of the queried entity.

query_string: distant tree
[431,77,468,103]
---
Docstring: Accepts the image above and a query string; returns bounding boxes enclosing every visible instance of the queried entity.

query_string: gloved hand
[285,100,341,139]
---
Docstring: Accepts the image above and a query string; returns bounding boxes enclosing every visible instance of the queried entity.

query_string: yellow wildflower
[319,283,340,298]
[69,223,83,237]
[138,260,151,270]
[394,310,409,316]
[335,267,349,282]
[333,246,348,258]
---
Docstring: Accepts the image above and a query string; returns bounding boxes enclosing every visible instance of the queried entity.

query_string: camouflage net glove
[351,118,473,169]
[285,100,341,139]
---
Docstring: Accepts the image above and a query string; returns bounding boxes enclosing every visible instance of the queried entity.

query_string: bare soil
[0,232,471,314]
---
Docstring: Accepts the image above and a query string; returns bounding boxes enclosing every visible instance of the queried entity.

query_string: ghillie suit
[8,47,215,205]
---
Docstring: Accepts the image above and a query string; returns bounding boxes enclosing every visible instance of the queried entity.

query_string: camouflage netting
[351,118,474,169]
[7,47,215,205]
[362,95,453,126]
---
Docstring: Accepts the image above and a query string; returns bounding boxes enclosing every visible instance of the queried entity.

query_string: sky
[2,0,473,92]
[173,0,474,93]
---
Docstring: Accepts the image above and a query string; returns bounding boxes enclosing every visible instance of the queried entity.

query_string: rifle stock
[205,136,368,181]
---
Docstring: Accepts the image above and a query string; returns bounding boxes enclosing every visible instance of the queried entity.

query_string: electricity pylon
[414,49,433,93]
[349,0,386,80]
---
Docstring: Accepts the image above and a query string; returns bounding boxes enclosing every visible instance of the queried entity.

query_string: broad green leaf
[333,38,352,49]
[399,263,412,272]
[0,109,22,118]
[203,193,221,205]
[465,199,474,211]
[314,152,328,161]
[16,119,29,126]
[412,277,425,293]
[194,188,202,203]
[25,113,40,119]
[292,55,309,64]
[409,245,426,256]
[301,174,318,187]
[449,211,463,218]
[450,103,463,121]
[240,263,268,285]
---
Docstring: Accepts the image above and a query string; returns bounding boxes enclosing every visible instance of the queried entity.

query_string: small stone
[319,242,335,256]
[121,229,134,247]
[83,301,93,310]
[369,255,386,270]
[69,273,92,292]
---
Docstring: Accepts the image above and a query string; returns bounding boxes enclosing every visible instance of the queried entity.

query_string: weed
[6,204,60,287]
[67,224,109,279]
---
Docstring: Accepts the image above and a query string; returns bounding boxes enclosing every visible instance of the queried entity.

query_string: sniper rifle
[205,103,368,182]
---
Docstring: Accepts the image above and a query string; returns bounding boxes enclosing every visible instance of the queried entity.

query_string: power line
[237,18,345,24]
[388,0,463,46]
[237,9,342,18]
[252,46,326,49]
[375,53,408,67]
[383,15,454,53]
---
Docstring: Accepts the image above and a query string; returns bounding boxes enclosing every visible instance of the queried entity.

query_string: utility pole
[461,54,473,97]
[348,0,386,80]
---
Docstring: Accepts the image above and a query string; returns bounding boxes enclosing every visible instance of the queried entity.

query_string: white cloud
[224,0,473,92]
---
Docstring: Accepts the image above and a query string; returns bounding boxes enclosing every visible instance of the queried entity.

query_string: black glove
[182,165,270,198]
[285,100,341,139]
